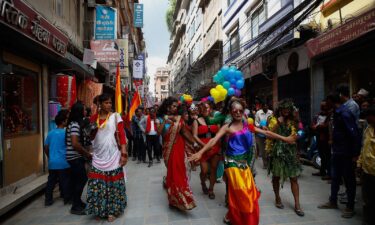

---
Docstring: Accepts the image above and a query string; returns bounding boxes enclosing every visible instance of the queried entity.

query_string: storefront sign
[134,3,143,28]
[306,8,375,58]
[90,40,119,63]
[0,0,68,56]
[133,59,143,79]
[95,5,117,40]
[117,38,129,77]
[258,2,294,52]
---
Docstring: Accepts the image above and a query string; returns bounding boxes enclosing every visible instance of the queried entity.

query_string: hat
[358,88,369,97]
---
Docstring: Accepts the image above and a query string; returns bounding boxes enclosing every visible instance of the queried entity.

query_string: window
[251,7,265,39]
[161,78,166,82]
[227,0,235,6]
[229,27,240,56]
[161,85,166,90]
[3,66,39,137]
[55,0,63,17]
[268,0,281,18]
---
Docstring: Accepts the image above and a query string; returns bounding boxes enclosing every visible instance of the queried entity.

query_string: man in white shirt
[140,108,160,167]
[255,103,273,169]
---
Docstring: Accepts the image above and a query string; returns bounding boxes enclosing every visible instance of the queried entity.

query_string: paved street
[1,159,363,225]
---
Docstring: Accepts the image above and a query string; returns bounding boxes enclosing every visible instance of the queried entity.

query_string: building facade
[154,67,171,103]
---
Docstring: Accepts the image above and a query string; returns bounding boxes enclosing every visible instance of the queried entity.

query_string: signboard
[133,59,143,79]
[90,40,119,62]
[95,5,117,40]
[0,0,68,57]
[258,2,294,52]
[306,8,375,58]
[134,3,143,28]
[117,38,129,77]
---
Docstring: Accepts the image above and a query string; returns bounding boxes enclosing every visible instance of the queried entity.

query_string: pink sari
[163,116,196,210]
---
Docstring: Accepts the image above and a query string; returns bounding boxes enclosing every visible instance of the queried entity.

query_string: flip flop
[295,208,305,217]
[275,202,284,209]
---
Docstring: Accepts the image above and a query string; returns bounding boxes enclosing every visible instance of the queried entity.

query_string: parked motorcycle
[299,130,321,169]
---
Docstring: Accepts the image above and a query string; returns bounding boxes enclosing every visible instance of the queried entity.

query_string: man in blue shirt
[318,93,361,218]
[44,110,71,206]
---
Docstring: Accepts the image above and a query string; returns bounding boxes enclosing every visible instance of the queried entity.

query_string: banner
[117,38,129,77]
[134,3,143,28]
[95,5,117,40]
[90,40,119,62]
[133,59,143,79]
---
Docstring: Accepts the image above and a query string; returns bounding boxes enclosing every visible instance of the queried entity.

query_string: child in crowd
[44,109,71,206]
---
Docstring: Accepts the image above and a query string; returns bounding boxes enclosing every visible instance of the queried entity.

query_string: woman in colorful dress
[192,102,221,199]
[87,94,128,222]
[157,97,200,210]
[268,99,304,217]
[189,98,296,225]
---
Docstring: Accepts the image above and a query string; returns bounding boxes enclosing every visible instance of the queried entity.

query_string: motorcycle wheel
[312,153,321,169]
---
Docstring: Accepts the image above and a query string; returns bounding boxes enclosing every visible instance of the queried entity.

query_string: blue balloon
[221,66,229,77]
[234,70,243,80]
[260,120,267,127]
[208,96,214,102]
[230,78,237,85]
[228,88,235,96]
[236,79,245,89]
[213,74,218,83]
[230,65,237,70]
[223,81,231,90]
[228,69,236,79]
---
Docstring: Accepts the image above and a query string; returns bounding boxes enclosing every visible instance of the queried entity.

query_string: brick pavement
[1,159,363,225]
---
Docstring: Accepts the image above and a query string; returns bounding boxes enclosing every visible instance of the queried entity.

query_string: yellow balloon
[247,118,254,125]
[216,85,224,90]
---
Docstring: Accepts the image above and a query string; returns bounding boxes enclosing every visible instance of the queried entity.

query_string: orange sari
[162,116,196,210]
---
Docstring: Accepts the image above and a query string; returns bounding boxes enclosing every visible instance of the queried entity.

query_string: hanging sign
[117,38,129,77]
[90,40,119,62]
[133,59,143,79]
[134,3,143,28]
[95,5,117,40]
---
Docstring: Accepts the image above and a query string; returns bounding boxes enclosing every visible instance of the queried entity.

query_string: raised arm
[254,126,296,144]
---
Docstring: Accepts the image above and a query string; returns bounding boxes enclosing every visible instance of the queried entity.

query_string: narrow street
[1,160,363,225]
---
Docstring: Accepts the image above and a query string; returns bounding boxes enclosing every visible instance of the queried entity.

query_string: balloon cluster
[201,96,214,102]
[180,94,193,104]
[211,65,244,102]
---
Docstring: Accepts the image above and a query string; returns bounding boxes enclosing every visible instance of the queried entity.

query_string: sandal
[107,215,116,222]
[208,190,215,199]
[201,182,209,195]
[223,215,231,225]
[275,200,284,209]
[294,208,305,217]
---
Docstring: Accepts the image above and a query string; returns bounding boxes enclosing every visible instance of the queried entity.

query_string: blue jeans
[329,154,356,209]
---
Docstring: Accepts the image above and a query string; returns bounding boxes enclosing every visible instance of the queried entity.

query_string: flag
[128,91,141,121]
[124,87,129,114]
[115,64,122,114]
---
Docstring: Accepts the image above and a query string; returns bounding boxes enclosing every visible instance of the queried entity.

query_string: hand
[284,134,297,144]
[188,151,203,162]
[262,126,269,131]
[120,155,128,167]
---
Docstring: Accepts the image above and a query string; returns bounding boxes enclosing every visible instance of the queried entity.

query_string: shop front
[0,0,68,188]
[307,7,375,115]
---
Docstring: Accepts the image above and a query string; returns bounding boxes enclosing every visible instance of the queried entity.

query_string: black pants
[134,135,146,161]
[362,172,375,225]
[68,158,87,210]
[329,154,356,209]
[126,130,134,157]
[146,135,160,162]
[317,140,331,176]
[45,168,71,203]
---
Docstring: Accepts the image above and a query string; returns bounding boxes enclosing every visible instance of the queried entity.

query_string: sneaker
[70,207,86,215]
[342,208,355,218]
[45,200,53,206]
[318,201,338,209]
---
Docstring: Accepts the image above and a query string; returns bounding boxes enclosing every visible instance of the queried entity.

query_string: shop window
[3,67,39,137]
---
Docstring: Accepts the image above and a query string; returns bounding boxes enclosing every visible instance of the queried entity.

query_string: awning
[306,8,375,59]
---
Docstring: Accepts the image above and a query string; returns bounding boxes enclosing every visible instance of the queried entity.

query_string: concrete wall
[26,0,85,50]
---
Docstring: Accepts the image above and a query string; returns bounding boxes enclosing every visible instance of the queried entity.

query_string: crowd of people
[42,84,375,225]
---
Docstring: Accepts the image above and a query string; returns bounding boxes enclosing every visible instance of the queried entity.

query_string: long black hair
[157,96,178,117]
[66,101,85,144]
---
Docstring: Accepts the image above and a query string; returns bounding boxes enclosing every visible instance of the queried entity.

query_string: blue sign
[134,3,143,28]
[95,5,116,40]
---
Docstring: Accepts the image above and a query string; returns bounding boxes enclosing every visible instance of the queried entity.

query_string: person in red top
[141,108,161,166]
[86,93,127,222]
[192,102,221,199]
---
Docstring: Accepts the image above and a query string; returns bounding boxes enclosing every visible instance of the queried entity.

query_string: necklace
[97,112,110,129]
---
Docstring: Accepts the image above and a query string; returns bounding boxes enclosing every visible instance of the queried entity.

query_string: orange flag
[115,65,122,114]
[128,91,141,121]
